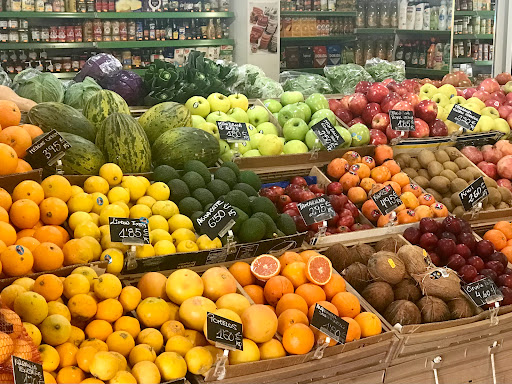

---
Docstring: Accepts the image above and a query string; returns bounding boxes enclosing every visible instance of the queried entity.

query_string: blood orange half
[306,255,332,285]
[250,254,281,281]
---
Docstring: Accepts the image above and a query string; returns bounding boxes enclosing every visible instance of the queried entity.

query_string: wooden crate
[0,169,43,193]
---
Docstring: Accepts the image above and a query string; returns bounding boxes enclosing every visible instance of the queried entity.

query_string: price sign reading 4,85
[12,356,44,384]
[216,121,250,143]
[311,303,349,344]
[196,199,239,240]
[447,104,481,131]
[109,217,150,246]
[462,277,503,307]
[206,312,243,351]
[311,118,344,151]
[297,196,336,226]
[26,129,72,166]
[459,176,489,211]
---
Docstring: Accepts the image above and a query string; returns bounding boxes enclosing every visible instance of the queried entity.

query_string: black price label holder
[311,118,344,152]
[26,129,71,175]
[310,303,349,359]
[216,121,250,143]
[196,199,238,253]
[447,104,481,132]
[459,176,489,214]
[389,110,415,131]
[462,277,503,326]
[297,196,336,246]
[371,185,402,216]
[12,356,44,384]
[109,217,150,270]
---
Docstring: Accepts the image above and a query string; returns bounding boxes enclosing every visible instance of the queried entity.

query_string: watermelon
[138,102,192,144]
[28,102,96,142]
[96,113,151,173]
[152,127,220,169]
[83,89,130,128]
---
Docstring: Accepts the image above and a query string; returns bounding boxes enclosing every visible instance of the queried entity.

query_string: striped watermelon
[138,102,192,144]
[96,113,151,173]
[83,90,130,128]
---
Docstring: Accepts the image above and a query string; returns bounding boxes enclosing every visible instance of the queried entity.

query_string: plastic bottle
[406,2,416,30]
[423,3,430,30]
[415,2,424,30]
[447,1,453,30]
[398,0,408,29]
[430,7,438,30]
[390,0,398,28]
[439,0,447,31]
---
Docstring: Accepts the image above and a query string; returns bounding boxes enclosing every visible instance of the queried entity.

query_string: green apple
[335,126,352,148]
[437,105,447,121]
[230,141,252,155]
[185,96,211,118]
[420,83,438,99]
[311,109,336,126]
[258,134,284,156]
[475,115,495,133]
[207,93,231,113]
[279,137,286,145]
[220,149,236,162]
[493,118,510,138]
[247,105,270,126]
[219,139,229,155]
[280,91,304,106]
[191,115,206,128]
[206,111,229,123]
[446,120,461,134]
[243,149,262,157]
[305,129,324,150]
[250,132,264,149]
[198,122,220,140]
[438,84,457,99]
[305,93,329,114]
[247,124,261,137]
[348,123,370,146]
[294,102,312,123]
[481,107,500,119]
[450,96,466,105]
[264,99,283,113]
[283,140,309,154]
[278,104,306,127]
[463,103,482,114]
[257,122,278,136]
[431,93,450,108]
[466,97,486,110]
[227,107,249,123]
[228,94,249,111]
[283,118,309,141]
[308,118,322,129]
[504,81,512,94]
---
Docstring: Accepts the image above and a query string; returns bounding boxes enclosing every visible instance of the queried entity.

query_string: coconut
[384,300,422,326]
[351,243,375,265]
[414,268,461,301]
[374,238,400,253]
[362,282,394,313]
[397,245,428,275]
[448,297,475,320]
[323,243,355,272]
[416,296,450,323]
[393,279,422,302]
[343,262,370,292]
[367,251,406,285]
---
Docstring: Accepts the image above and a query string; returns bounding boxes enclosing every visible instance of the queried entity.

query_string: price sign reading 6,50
[206,312,243,351]
[196,199,239,240]
[459,176,489,211]
[109,217,150,246]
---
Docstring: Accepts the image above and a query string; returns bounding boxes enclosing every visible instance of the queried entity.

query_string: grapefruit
[240,305,277,343]
[215,293,251,317]
[306,255,332,285]
[250,254,280,281]
[178,296,216,331]
[166,269,203,305]
[201,267,237,301]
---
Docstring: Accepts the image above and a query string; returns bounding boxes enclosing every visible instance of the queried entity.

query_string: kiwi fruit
[488,187,502,206]
[435,150,450,164]
[497,202,510,210]
[417,169,430,179]
[395,153,411,169]
[484,205,496,211]
[403,168,418,179]
[451,192,462,207]
[483,177,498,189]
[450,178,468,193]
[468,167,483,179]
[409,158,421,170]
[443,161,460,173]
[430,176,450,194]
[445,147,461,161]
[456,169,473,183]
[428,162,444,177]
[440,169,457,181]
[498,187,512,204]
[454,157,471,169]
[414,176,430,189]
[418,151,436,168]
[426,188,443,202]
[442,198,454,211]
[453,206,465,217]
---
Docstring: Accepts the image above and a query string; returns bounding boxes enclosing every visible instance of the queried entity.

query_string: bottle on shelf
[406,2,415,30]
[439,0,447,31]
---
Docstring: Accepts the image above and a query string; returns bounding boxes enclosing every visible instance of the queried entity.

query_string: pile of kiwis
[324,238,476,326]
[395,147,512,217]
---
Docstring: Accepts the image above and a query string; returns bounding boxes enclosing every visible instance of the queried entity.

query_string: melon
[138,102,192,144]
[83,90,130,128]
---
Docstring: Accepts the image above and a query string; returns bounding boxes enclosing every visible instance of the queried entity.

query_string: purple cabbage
[102,70,144,106]
[74,53,122,83]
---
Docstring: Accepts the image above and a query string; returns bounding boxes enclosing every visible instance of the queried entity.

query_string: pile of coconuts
[323,237,476,326]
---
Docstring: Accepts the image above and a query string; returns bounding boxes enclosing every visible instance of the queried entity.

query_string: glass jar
[66,25,74,42]
[57,25,66,42]
[83,20,93,41]
[74,24,82,42]
[62,56,71,71]
[41,26,49,42]
[30,27,40,42]
[93,19,102,41]
[103,20,111,41]
[111,20,120,41]
[49,26,58,42]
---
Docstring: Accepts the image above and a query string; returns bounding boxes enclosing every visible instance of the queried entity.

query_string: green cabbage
[365,58,406,82]
[13,69,64,103]
[64,77,102,109]
[249,77,283,99]
[324,64,373,95]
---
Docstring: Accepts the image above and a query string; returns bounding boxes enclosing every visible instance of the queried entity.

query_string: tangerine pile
[326,145,449,227]
[483,221,512,262]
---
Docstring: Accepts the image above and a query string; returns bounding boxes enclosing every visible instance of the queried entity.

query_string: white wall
[494,0,512,74]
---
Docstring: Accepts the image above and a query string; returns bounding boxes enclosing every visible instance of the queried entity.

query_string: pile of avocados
[153,160,297,244]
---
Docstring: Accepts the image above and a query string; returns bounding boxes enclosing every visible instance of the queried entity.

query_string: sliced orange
[250,254,280,281]
[305,255,332,286]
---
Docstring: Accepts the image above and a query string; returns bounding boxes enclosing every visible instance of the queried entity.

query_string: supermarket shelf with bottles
[0,11,234,18]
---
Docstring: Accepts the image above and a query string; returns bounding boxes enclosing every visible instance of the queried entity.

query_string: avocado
[167,179,190,203]
[214,167,237,188]
[250,196,278,220]
[252,212,278,239]
[238,217,265,243]
[178,197,203,217]
[221,161,240,177]
[181,171,206,191]
[153,165,180,183]
[238,170,261,191]
[184,160,212,184]
[223,190,251,214]
[231,207,249,234]
[276,213,297,236]
[233,183,258,197]
[206,179,231,199]
[190,211,204,232]
[192,188,216,208]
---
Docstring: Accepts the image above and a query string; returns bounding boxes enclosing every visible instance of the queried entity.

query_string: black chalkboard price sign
[196,199,238,240]
[12,356,44,384]
[459,176,489,211]
[310,303,349,344]
[371,185,402,215]
[462,277,503,307]
[297,196,336,226]
[206,312,243,351]
[389,110,415,131]
[216,121,250,142]
[26,129,71,166]
[311,118,344,151]
[447,104,481,131]
[109,217,150,245]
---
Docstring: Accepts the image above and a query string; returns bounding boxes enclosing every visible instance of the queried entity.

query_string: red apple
[429,119,448,137]
[309,184,325,194]
[283,208,299,218]
[328,213,340,227]
[371,112,391,131]
[277,194,292,211]
[467,256,485,271]
[385,124,409,140]
[291,176,308,186]
[401,79,421,94]
[507,93,512,102]
[402,92,420,109]
[336,225,351,233]
[327,182,343,195]
[355,81,372,95]
[490,91,507,104]
[348,93,368,116]
[485,98,501,109]
[508,114,512,128]
[348,117,365,127]
[334,107,353,124]
[329,99,342,112]
[381,79,394,86]
[367,83,390,104]
[283,202,298,212]
[289,188,303,202]
[415,99,438,123]
[498,105,512,119]
[381,92,402,113]
[458,265,478,283]
[298,190,316,202]
[344,201,359,217]
[473,90,490,101]
[463,87,477,99]
[392,101,414,112]
[457,89,464,97]
[292,215,309,232]
[328,194,346,212]
[269,185,284,196]
[410,118,430,138]
[362,103,382,125]
[369,129,388,145]
[495,72,512,85]
[478,78,501,94]
[340,95,351,110]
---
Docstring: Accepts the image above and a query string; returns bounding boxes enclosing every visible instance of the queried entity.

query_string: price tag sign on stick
[196,199,238,240]
[216,121,250,143]
[297,196,336,226]
[459,177,489,211]
[371,185,402,215]
[447,104,481,131]
[12,356,44,384]
[462,277,503,307]
[311,118,344,151]
[109,217,150,246]
[310,303,349,344]
[389,110,415,131]
[206,312,243,351]
[26,129,71,166]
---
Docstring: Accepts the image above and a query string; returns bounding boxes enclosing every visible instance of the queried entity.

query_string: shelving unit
[281,11,356,17]
[0,11,234,18]
[281,35,356,44]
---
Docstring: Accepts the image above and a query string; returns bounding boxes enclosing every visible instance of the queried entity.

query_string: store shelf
[280,67,325,74]
[0,11,234,18]
[281,11,356,17]
[405,67,449,77]
[453,34,494,40]
[96,38,233,48]
[454,10,495,18]
[452,57,475,63]
[396,29,451,37]
[355,28,395,34]
[281,35,356,44]
[474,60,493,66]
[0,42,95,49]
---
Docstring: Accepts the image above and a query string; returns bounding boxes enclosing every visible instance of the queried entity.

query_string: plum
[472,274,486,282]
[497,274,512,288]
[459,220,472,234]
[489,251,509,269]
[458,265,478,283]
[447,254,466,270]
[499,286,512,306]
[439,232,457,242]
[437,238,456,258]
[429,252,442,266]
[480,268,498,282]
[455,243,472,259]
[476,240,495,259]
[457,232,476,251]
[420,218,439,234]
[460,146,484,164]
[486,260,505,275]
[403,227,421,244]
[442,216,462,234]
[467,256,485,271]
[419,232,438,251]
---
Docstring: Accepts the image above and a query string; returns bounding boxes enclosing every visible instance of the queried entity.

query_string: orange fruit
[0,188,12,211]
[41,175,73,202]
[415,205,434,220]
[16,229,35,240]
[322,274,346,301]
[137,272,168,300]
[282,323,314,355]
[0,126,32,158]
[418,193,436,206]
[63,239,94,266]
[15,236,39,252]
[278,252,303,271]
[342,317,362,342]
[362,200,381,223]
[391,172,411,188]
[14,159,32,173]
[299,250,320,263]
[0,143,18,175]
[402,183,422,197]
[484,229,508,251]
[250,254,280,281]
[305,255,332,286]
[40,197,69,226]
[277,309,309,335]
[52,225,70,244]
[0,101,21,128]
[56,342,78,368]
[342,151,361,166]
[275,293,309,316]
[331,292,360,318]
[400,192,419,209]
[115,316,141,339]
[327,158,348,178]
[340,172,360,192]
[374,145,393,165]
[243,285,265,304]
[20,124,44,139]
[0,207,7,223]
[1,245,33,277]
[9,199,40,229]
[280,262,308,289]
[377,212,396,227]
[361,155,376,169]
[96,299,124,323]
[106,331,136,357]
[350,163,371,179]
[501,246,512,263]
[55,366,85,384]
[33,274,64,302]
[85,320,113,341]
[76,346,97,373]
[354,312,382,337]
[397,209,418,224]
[0,222,16,246]
[68,294,97,322]
[382,159,401,176]
[263,276,294,306]
[33,226,65,248]
[0,240,5,254]
[228,262,255,286]
[494,221,512,240]
[370,166,391,183]
[240,305,277,343]
[347,187,367,205]
[307,301,339,322]
[32,242,64,272]
[119,286,142,312]
[12,180,44,204]
[360,177,377,193]
[432,203,449,217]
[295,283,326,308]
[383,181,401,196]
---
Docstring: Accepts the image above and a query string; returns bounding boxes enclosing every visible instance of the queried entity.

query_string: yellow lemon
[137,176,151,190]
[146,182,170,201]
[89,351,120,381]
[89,212,100,226]
[38,344,60,372]
[135,244,155,258]
[40,314,72,346]
[213,237,222,248]
[129,204,152,220]
[68,192,94,213]
[150,229,172,245]
[23,322,42,346]
[167,214,194,232]
[99,163,123,187]
[122,176,146,201]
[108,187,130,204]
[99,225,110,238]
[13,277,35,291]
[84,176,110,195]
[176,240,199,253]
[196,235,216,250]
[47,301,71,321]
[68,326,85,348]
[154,240,176,256]
[1,284,26,309]
[137,195,156,209]
[155,352,187,381]
[151,200,178,219]
[69,211,94,231]
[148,215,169,232]
[128,344,156,366]
[70,185,84,197]
[113,201,130,216]
[74,221,101,241]
[91,192,109,215]
[101,235,129,253]
[101,248,124,274]
[80,236,102,261]
[72,266,98,284]
[172,228,196,245]
[99,204,127,226]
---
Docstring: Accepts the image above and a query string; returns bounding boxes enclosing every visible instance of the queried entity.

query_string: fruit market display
[460,142,512,188]
[396,147,512,217]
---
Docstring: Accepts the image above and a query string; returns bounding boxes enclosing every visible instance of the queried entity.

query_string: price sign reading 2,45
[206,312,243,351]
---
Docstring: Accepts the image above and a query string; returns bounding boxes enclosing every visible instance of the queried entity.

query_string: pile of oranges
[0,100,43,176]
[326,145,449,227]
[483,221,512,262]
